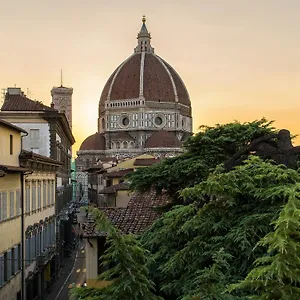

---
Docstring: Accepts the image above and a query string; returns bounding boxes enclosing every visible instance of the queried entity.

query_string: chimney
[50,102,55,109]
[7,87,22,95]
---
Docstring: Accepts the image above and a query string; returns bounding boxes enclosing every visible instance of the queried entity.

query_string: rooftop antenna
[60,69,63,87]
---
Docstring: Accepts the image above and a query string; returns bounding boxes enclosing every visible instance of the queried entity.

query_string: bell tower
[51,70,73,128]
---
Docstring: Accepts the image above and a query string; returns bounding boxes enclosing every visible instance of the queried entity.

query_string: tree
[229,182,300,299]
[140,155,300,299]
[128,119,275,203]
[70,209,162,300]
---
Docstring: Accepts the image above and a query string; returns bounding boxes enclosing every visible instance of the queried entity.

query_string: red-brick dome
[144,130,182,148]
[99,53,190,109]
[80,133,105,150]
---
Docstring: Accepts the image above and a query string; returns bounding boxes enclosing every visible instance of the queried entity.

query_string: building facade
[0,88,76,277]
[76,16,193,170]
[0,119,27,300]
[19,150,61,300]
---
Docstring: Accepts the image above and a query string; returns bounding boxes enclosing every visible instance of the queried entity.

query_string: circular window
[155,116,163,126]
[122,117,129,126]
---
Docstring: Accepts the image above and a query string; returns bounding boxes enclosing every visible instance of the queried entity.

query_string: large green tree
[70,209,162,300]
[128,118,275,203]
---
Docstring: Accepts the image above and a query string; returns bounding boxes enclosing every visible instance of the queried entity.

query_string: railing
[36,245,56,266]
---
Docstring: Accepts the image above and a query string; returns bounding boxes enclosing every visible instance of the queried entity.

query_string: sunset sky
[0,0,299,154]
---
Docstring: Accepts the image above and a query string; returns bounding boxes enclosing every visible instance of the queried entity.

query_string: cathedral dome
[99,17,191,113]
[80,133,105,150]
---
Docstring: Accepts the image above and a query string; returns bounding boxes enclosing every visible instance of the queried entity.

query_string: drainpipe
[20,131,28,300]
[21,172,26,300]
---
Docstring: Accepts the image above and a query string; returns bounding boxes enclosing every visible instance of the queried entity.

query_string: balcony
[36,245,56,266]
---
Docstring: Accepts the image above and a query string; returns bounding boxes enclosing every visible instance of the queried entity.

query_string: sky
[0,0,299,155]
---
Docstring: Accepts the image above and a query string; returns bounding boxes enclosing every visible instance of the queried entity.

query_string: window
[11,248,15,275]
[9,135,13,155]
[37,183,41,209]
[43,182,47,207]
[0,254,4,286]
[47,181,50,205]
[16,190,20,215]
[32,182,36,211]
[26,186,30,213]
[10,191,14,218]
[0,192,7,220]
[30,129,40,140]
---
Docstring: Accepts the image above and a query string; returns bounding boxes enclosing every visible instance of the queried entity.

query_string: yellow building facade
[0,119,27,300]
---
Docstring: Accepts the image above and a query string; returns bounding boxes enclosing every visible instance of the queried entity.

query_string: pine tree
[229,182,300,299]
[70,209,162,300]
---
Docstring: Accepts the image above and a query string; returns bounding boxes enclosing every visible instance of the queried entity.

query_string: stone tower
[51,71,73,128]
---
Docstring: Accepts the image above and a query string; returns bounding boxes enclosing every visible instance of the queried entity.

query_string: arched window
[116,142,120,149]
[123,141,128,149]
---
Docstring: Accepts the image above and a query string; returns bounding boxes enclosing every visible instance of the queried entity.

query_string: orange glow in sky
[0,0,299,154]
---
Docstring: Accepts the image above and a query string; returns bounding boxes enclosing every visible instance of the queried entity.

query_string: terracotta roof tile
[99,182,130,194]
[110,54,141,100]
[144,130,182,148]
[1,93,55,112]
[104,168,134,178]
[83,188,172,236]
[80,133,106,151]
[98,53,191,109]
[133,158,161,166]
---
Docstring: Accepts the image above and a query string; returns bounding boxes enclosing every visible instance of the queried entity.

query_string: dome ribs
[110,54,141,100]
[160,59,191,106]
[143,53,175,102]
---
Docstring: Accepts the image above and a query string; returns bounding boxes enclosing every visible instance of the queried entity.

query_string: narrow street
[46,209,87,300]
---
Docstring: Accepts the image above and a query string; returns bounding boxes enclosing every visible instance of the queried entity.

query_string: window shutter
[0,192,2,221]
[14,246,18,273]
[2,192,7,220]
[10,191,14,218]
[0,255,4,287]
[25,239,30,266]
[6,250,12,279]
[16,190,20,215]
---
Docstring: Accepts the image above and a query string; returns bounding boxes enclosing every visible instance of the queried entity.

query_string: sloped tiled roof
[104,168,134,178]
[133,157,161,166]
[1,93,55,111]
[84,188,171,236]
[99,182,130,194]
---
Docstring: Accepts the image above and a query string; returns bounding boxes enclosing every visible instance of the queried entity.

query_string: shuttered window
[32,182,36,211]
[25,239,30,266]
[37,183,41,209]
[26,186,30,213]
[16,190,20,216]
[1,192,7,220]
[11,248,15,275]
[0,193,2,221]
[47,182,50,206]
[0,255,4,287]
[43,182,47,207]
[10,191,14,218]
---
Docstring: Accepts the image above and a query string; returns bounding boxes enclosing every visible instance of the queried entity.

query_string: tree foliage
[74,119,300,300]
[140,156,300,299]
[128,118,275,202]
[229,182,300,299]
[70,209,162,300]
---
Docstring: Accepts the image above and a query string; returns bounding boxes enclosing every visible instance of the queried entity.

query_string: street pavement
[46,208,87,300]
